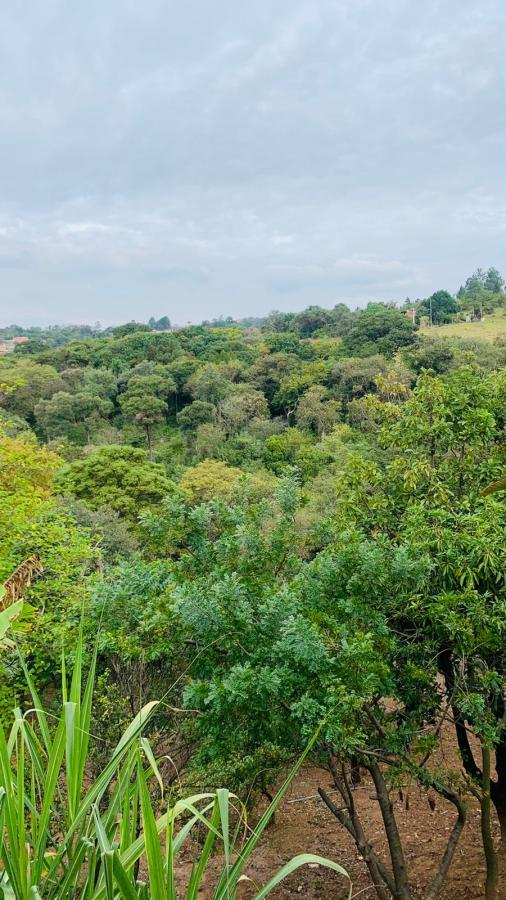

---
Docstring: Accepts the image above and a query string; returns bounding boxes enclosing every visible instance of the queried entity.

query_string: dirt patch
[176,723,499,898]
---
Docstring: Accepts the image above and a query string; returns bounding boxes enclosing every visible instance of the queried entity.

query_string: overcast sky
[0,0,505,326]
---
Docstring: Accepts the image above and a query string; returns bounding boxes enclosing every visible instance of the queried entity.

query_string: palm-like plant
[0,621,350,898]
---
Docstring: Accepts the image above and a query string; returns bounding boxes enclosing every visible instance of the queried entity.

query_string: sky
[0,0,505,326]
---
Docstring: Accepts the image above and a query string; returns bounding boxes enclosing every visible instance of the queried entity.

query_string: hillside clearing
[420,310,506,342]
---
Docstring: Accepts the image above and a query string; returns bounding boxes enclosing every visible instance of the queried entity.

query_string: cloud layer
[0,0,505,324]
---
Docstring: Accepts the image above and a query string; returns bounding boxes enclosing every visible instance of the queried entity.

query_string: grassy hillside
[420,308,506,342]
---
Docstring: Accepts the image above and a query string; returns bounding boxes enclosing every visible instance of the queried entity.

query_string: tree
[119,372,175,457]
[166,355,201,412]
[331,355,389,407]
[248,352,299,408]
[263,427,324,480]
[263,332,301,354]
[263,310,297,333]
[330,366,506,890]
[148,314,172,331]
[194,422,227,460]
[295,385,341,436]
[180,459,242,503]
[120,393,168,458]
[159,480,469,899]
[0,427,98,713]
[330,303,354,337]
[81,367,118,399]
[418,290,458,325]
[343,304,417,357]
[0,360,64,422]
[220,385,269,433]
[293,305,333,336]
[56,445,172,520]
[186,363,232,409]
[461,267,504,298]
[403,337,455,374]
[274,360,330,418]
[457,267,505,318]
[484,266,504,294]
[94,331,181,371]
[176,400,216,431]
[13,338,48,356]
[35,391,113,442]
[112,322,151,338]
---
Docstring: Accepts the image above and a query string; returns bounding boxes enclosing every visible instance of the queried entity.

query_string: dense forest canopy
[1,270,506,898]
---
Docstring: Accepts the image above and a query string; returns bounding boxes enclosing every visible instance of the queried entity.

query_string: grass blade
[137,751,166,898]
[253,854,351,899]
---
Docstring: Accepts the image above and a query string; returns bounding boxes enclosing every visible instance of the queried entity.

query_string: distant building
[404,309,416,322]
[0,336,29,353]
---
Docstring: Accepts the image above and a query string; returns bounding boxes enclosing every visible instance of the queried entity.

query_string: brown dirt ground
[176,723,503,898]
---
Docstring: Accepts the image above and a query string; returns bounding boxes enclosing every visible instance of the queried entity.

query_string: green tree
[120,393,168,458]
[293,305,333,336]
[248,351,299,408]
[0,359,64,422]
[484,266,504,294]
[295,385,341,436]
[274,360,330,418]
[343,304,416,357]
[112,321,151,337]
[330,354,389,407]
[152,481,469,899]
[176,400,216,430]
[263,427,324,480]
[221,385,269,433]
[418,290,458,325]
[330,365,506,889]
[180,459,242,503]
[35,391,113,442]
[148,314,172,330]
[119,372,175,457]
[56,445,172,520]
[186,362,232,409]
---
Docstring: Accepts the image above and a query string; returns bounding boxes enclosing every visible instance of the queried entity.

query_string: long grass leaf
[186,798,221,900]
[253,854,351,899]
[214,729,321,899]
[112,851,141,899]
[137,752,166,899]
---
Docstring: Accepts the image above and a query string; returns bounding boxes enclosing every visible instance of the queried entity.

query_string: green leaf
[253,854,351,899]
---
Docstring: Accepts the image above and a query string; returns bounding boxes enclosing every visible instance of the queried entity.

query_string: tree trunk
[439,649,482,779]
[491,732,506,844]
[368,763,411,900]
[145,425,153,460]
[323,752,396,899]
[319,786,392,900]
[481,746,499,900]
[424,788,466,900]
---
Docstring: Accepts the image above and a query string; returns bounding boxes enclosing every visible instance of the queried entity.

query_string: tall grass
[0,623,350,898]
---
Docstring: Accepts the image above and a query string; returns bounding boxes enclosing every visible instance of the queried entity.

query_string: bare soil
[177,723,502,898]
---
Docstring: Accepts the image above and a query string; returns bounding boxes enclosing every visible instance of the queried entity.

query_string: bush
[0,620,350,898]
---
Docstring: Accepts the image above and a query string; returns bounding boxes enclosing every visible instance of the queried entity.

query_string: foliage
[295,385,341,436]
[0,359,64,422]
[418,290,458,325]
[0,630,350,899]
[180,459,242,503]
[56,446,172,520]
[342,304,417,357]
[2,285,506,897]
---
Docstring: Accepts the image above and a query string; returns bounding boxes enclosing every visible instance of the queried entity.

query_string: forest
[1,271,506,899]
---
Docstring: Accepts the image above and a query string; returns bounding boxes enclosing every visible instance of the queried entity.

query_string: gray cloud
[0,0,505,324]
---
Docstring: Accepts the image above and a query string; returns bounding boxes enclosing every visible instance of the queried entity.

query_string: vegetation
[0,623,349,898]
[1,267,506,897]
